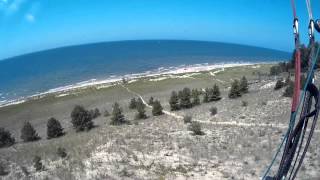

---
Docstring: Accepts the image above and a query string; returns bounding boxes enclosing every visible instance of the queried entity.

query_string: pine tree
[191,89,201,106]
[148,96,154,105]
[203,88,209,103]
[179,87,192,109]
[211,84,221,101]
[47,118,63,139]
[229,80,241,99]
[0,127,15,148]
[240,76,249,93]
[20,121,40,142]
[135,98,147,119]
[47,118,64,139]
[152,100,163,116]
[71,105,94,132]
[129,98,137,109]
[110,102,126,125]
[169,91,180,111]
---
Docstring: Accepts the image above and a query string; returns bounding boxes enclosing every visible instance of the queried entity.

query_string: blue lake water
[0,40,290,103]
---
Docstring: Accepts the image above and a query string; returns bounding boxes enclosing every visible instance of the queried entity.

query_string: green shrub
[33,156,44,171]
[183,115,192,124]
[210,107,217,116]
[241,100,248,107]
[57,147,67,158]
[188,122,204,135]
[20,121,40,142]
[71,105,94,132]
[0,161,9,176]
[0,128,15,148]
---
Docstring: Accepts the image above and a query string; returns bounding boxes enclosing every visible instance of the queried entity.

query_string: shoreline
[0,62,275,108]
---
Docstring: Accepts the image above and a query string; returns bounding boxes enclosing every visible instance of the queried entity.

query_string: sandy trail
[209,69,226,83]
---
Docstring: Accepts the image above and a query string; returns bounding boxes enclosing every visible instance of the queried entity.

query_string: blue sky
[0,0,319,60]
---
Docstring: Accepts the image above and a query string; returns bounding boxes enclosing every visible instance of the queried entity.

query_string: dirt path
[209,69,226,83]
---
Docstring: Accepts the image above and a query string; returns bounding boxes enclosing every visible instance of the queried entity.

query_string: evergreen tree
[179,87,192,109]
[0,127,15,148]
[169,91,180,111]
[191,89,201,106]
[152,100,163,116]
[110,102,126,125]
[129,98,137,109]
[71,105,94,132]
[240,76,249,93]
[148,96,154,105]
[229,80,241,99]
[135,98,147,119]
[211,84,221,101]
[20,121,40,142]
[57,147,67,158]
[47,117,64,139]
[203,88,210,103]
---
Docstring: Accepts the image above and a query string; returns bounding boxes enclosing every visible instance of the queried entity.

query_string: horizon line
[0,39,292,61]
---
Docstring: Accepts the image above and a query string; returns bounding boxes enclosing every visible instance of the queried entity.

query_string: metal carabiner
[308,20,315,39]
[315,19,320,33]
[293,18,299,35]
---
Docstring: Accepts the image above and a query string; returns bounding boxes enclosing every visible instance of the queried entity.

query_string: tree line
[1,76,249,149]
